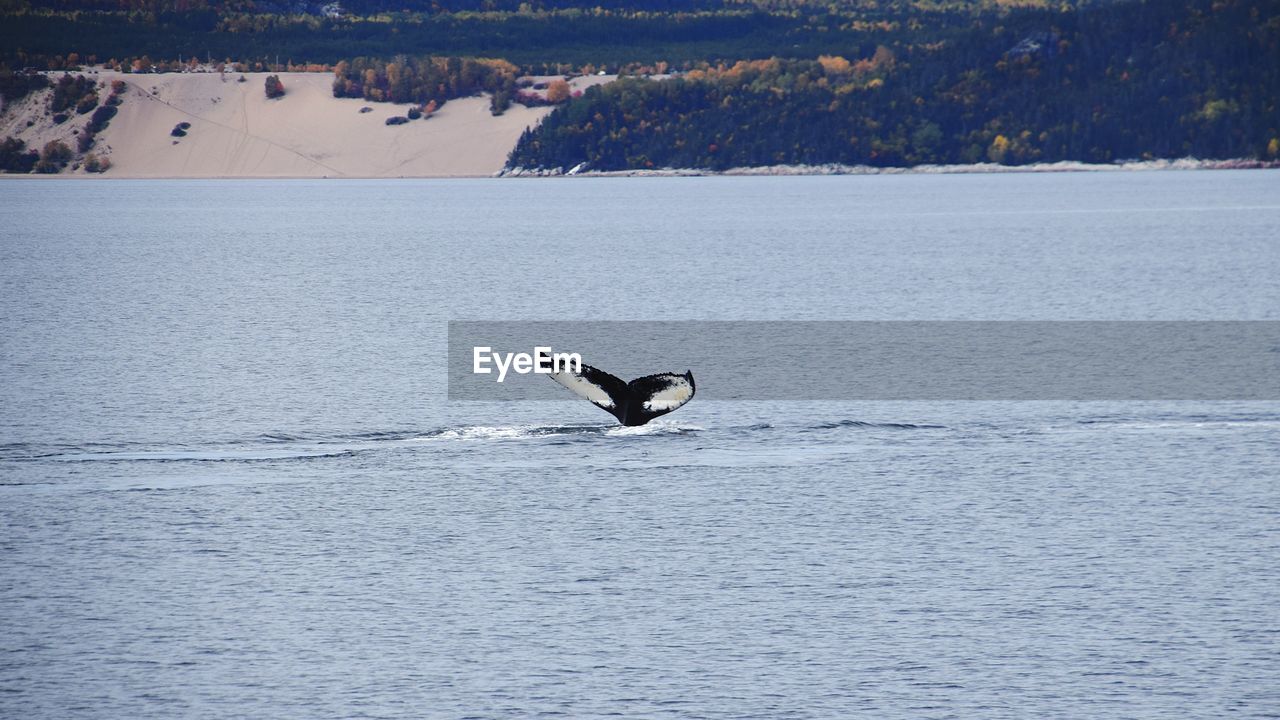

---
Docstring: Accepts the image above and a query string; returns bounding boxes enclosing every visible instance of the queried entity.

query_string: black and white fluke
[546,360,695,426]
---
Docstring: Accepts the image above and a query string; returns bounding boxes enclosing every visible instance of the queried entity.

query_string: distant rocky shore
[499,158,1280,178]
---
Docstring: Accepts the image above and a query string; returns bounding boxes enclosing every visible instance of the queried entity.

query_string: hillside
[508,0,1280,172]
[0,70,563,177]
[2,0,1275,176]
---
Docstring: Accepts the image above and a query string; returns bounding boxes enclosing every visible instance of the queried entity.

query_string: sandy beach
[1,70,568,178]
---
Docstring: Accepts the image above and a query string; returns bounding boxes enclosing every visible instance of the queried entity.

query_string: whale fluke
[547,361,695,426]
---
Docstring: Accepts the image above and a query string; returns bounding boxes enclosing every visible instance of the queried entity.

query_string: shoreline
[3,70,1275,180]
[3,70,1276,180]
[3,157,1276,180]
[503,157,1280,178]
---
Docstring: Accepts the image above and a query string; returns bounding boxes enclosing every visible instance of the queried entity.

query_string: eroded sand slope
[6,70,555,177]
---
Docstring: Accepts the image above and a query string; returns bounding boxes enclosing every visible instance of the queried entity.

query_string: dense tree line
[13,0,1039,16]
[331,56,519,113]
[510,0,1280,170]
[1,2,983,70]
[10,0,736,11]
[0,65,50,100]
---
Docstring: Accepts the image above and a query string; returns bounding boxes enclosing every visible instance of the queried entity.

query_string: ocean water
[1,171,1279,718]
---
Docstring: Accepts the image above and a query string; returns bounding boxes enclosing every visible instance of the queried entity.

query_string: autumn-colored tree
[987,134,1010,164]
[385,61,403,100]
[546,78,571,104]
[817,55,852,76]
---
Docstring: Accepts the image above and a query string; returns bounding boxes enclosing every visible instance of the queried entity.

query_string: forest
[509,0,1280,170]
[331,56,521,114]
[1,0,994,70]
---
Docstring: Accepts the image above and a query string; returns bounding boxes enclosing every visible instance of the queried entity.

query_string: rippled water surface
[2,172,1279,718]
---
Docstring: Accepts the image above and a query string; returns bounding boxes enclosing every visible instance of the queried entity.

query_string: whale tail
[546,360,695,426]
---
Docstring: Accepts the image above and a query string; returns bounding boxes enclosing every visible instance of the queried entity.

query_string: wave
[1074,414,1280,431]
[417,421,703,442]
[39,448,355,464]
[0,421,708,465]
[808,419,946,431]
[0,418,955,465]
